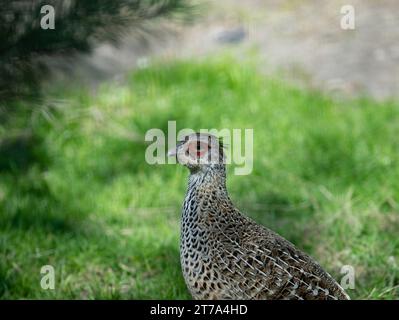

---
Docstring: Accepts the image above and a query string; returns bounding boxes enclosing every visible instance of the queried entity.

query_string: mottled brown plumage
[168,133,349,300]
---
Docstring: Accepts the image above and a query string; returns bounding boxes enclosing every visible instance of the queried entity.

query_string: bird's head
[168,133,225,173]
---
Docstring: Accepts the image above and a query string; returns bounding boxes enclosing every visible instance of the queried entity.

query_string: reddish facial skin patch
[188,141,208,159]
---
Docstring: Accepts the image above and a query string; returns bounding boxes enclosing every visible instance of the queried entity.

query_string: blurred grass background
[1,55,399,299]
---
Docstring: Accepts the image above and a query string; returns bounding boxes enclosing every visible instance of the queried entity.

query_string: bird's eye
[186,141,208,158]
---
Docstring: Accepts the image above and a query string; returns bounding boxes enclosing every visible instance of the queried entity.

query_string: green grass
[1,55,398,299]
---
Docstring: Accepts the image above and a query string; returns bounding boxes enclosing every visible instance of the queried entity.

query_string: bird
[168,132,350,300]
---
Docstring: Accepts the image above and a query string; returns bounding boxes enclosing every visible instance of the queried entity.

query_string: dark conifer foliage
[0,0,192,102]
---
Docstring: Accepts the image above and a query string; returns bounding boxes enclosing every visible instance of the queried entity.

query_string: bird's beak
[167,147,178,157]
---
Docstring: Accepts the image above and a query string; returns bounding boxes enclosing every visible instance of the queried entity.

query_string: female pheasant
[168,133,350,300]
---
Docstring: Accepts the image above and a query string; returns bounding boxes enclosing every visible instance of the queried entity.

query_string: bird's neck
[183,165,229,221]
[187,165,227,195]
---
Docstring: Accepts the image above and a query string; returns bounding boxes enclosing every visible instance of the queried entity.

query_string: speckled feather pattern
[180,164,350,300]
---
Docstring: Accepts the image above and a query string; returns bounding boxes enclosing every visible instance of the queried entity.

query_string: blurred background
[0,0,398,299]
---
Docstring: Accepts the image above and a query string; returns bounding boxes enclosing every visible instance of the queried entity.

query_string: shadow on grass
[0,142,91,236]
[1,197,90,235]
[131,240,189,299]
[0,131,49,173]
